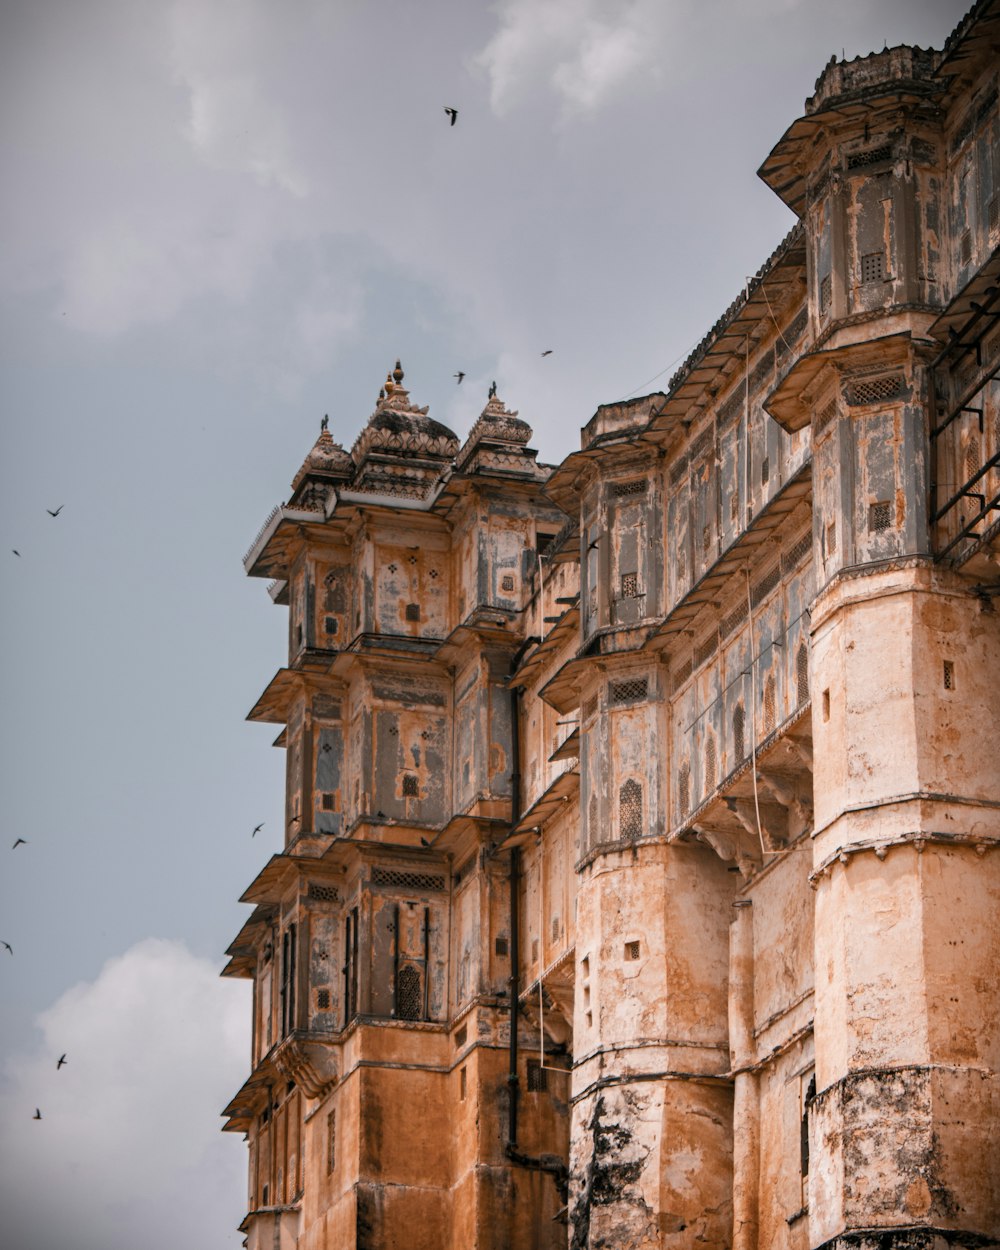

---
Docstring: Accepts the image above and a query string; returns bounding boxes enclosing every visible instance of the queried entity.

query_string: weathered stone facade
[224,7,1000,1247]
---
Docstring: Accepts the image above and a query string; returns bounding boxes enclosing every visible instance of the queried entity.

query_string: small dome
[291,428,353,495]
[351,362,459,467]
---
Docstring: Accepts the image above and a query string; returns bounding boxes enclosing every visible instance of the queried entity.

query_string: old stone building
[223,5,1000,1248]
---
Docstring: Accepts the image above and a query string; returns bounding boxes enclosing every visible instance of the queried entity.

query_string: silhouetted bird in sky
[453,371,465,384]
[33,1109,41,1120]
[12,550,20,557]
[2,942,12,955]
[47,505,64,517]
[12,838,26,849]
[57,1055,67,1070]
[252,823,264,837]
[541,350,553,356]
[444,106,458,126]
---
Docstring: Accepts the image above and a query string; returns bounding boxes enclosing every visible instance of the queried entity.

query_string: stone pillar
[807,563,1000,1248]
[569,844,734,1249]
[729,900,759,1250]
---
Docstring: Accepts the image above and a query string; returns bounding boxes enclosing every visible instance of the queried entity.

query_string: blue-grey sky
[0,1,966,1246]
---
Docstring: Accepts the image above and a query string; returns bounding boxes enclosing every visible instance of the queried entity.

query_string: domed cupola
[350,362,459,499]
[289,419,354,510]
[455,385,546,479]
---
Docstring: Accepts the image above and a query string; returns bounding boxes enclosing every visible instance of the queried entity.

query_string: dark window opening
[624,940,640,961]
[869,500,892,532]
[396,965,422,1021]
[280,923,297,1038]
[801,1074,816,1176]
[526,1059,547,1092]
[343,908,359,1027]
[861,251,885,283]
[402,773,419,798]
[495,935,509,958]
[405,602,420,622]
[619,778,643,839]
[324,616,338,635]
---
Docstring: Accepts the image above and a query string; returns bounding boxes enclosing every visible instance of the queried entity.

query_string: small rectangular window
[526,1059,547,1092]
[869,500,893,532]
[495,935,509,958]
[460,1066,467,1100]
[316,988,331,1011]
[624,940,640,961]
[861,251,885,283]
[943,661,955,690]
[321,792,335,811]
[501,574,515,593]
[455,1025,467,1048]
[822,690,831,722]
[620,572,639,599]
[402,774,419,798]
[324,616,338,635]
[327,1111,336,1174]
[405,602,420,622]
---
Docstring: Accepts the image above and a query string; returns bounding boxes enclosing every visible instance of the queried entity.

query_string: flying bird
[2,942,12,955]
[12,838,26,849]
[12,550,20,557]
[252,822,264,837]
[444,106,458,126]
[57,1054,67,1070]
[33,1109,42,1120]
[541,350,553,357]
[453,371,465,384]
[46,506,64,517]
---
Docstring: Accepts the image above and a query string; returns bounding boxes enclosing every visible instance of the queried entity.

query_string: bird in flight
[57,1054,67,1070]
[12,550,21,557]
[252,822,264,837]
[33,1109,42,1120]
[2,942,12,955]
[12,838,26,849]
[541,350,553,357]
[453,371,465,384]
[47,505,64,517]
[444,106,458,126]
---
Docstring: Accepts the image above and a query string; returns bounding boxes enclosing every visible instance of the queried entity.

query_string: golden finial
[392,360,404,385]
[384,370,395,394]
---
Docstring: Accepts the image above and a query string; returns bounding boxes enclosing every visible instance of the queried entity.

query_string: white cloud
[0,939,250,1250]
[474,0,669,118]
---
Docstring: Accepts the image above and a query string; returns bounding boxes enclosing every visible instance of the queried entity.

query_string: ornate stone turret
[349,361,459,499]
[455,388,546,478]
[289,424,354,510]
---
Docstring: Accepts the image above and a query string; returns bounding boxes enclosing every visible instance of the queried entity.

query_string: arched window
[396,965,422,1021]
[619,779,643,840]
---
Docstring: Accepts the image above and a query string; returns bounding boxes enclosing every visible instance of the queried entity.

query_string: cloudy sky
[0,0,965,1245]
